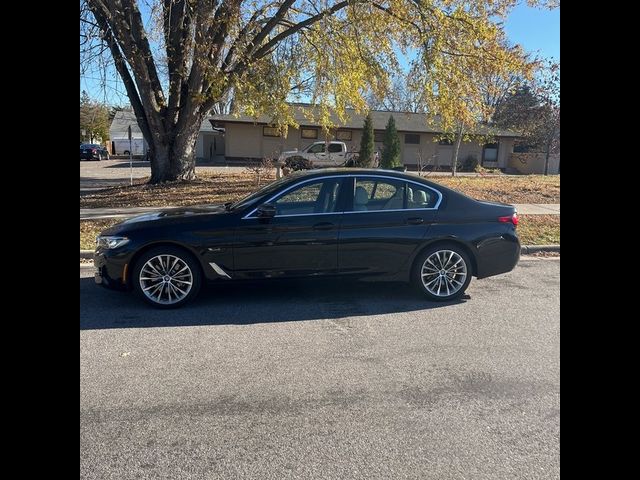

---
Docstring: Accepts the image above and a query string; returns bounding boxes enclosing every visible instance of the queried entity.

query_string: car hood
[101,205,230,234]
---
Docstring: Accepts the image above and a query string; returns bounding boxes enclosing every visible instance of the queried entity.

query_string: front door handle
[406,217,424,225]
[313,222,334,231]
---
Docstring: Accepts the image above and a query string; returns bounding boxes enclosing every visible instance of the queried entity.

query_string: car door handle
[313,222,334,231]
[406,217,424,225]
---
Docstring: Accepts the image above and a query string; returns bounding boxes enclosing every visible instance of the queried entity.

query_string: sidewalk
[80,203,559,220]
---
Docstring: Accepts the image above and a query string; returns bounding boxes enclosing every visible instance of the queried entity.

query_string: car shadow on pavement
[80,276,468,330]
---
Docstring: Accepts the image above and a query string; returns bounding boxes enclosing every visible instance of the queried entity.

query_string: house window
[482,142,499,163]
[438,138,453,145]
[336,130,352,141]
[405,134,421,144]
[263,126,280,137]
[301,128,318,139]
[374,131,385,142]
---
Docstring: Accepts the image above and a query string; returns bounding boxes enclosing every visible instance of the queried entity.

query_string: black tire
[96,153,102,161]
[132,246,203,309]
[105,153,110,160]
[285,156,313,171]
[412,243,473,301]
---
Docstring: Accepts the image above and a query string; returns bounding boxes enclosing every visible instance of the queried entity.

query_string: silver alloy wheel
[421,250,468,297]
[139,254,193,305]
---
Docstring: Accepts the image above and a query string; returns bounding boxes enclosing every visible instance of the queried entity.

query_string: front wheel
[132,246,202,308]
[412,244,472,301]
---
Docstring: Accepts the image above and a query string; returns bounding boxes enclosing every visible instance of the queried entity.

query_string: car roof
[287,168,465,199]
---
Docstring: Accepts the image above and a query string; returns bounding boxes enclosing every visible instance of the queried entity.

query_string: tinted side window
[328,143,343,153]
[351,178,405,211]
[406,183,438,209]
[273,179,342,215]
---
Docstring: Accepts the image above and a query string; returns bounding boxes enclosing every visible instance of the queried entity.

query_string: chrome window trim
[242,174,443,219]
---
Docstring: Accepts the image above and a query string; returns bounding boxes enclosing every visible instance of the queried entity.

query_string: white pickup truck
[278,141,359,169]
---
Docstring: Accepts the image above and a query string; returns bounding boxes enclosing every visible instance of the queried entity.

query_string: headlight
[96,236,130,249]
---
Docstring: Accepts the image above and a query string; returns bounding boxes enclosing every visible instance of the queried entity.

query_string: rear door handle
[406,217,424,225]
[313,222,334,231]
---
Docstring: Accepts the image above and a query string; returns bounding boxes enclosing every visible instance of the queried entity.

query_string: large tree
[81,0,554,183]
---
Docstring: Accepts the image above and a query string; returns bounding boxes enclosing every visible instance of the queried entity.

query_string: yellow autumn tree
[81,0,557,183]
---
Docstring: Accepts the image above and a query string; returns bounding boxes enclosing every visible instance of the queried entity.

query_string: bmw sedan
[94,169,520,308]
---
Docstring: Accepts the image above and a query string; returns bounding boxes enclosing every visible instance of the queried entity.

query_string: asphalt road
[80,257,559,479]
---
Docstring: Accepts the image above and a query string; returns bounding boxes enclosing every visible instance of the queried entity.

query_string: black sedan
[80,143,109,161]
[94,169,520,308]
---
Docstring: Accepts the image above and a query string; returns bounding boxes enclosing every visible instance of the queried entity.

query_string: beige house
[209,105,519,169]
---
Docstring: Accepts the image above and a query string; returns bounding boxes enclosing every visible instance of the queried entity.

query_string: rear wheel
[132,246,202,308]
[412,244,472,301]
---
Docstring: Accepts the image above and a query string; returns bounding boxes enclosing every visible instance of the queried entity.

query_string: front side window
[352,178,406,211]
[307,143,325,154]
[272,179,343,216]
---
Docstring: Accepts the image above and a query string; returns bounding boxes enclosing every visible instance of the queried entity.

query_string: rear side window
[350,177,440,211]
[328,143,343,153]
[406,184,438,209]
[352,178,405,211]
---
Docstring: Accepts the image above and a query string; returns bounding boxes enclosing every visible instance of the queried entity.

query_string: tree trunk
[148,115,203,183]
[451,124,464,177]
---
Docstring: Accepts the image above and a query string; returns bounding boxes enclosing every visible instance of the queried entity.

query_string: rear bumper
[475,234,521,279]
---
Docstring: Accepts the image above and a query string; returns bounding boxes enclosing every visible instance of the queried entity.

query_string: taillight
[498,213,518,226]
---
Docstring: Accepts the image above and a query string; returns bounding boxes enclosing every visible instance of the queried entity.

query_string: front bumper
[93,249,131,290]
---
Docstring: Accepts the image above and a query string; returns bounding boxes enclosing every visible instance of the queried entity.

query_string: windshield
[229,174,301,211]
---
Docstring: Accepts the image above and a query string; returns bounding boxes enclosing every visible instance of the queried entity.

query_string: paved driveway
[80,159,246,193]
[81,257,559,479]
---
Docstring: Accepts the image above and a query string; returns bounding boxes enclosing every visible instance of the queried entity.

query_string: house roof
[209,104,519,137]
[110,104,518,138]
[109,110,218,138]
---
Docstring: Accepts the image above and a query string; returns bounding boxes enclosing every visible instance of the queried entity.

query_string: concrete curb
[81,244,559,260]
[520,245,560,254]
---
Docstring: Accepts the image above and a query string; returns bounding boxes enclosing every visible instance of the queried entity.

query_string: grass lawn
[517,215,560,245]
[80,214,559,250]
[80,172,559,209]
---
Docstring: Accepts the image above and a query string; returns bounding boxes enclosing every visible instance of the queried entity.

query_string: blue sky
[504,3,560,60]
[81,2,560,105]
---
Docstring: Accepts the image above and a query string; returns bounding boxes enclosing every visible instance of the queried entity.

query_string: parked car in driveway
[94,168,520,308]
[80,143,109,161]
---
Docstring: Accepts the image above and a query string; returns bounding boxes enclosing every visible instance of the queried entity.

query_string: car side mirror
[257,203,276,219]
